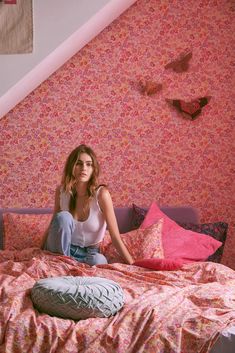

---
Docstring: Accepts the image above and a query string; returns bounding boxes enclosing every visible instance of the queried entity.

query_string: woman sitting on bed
[44,144,133,266]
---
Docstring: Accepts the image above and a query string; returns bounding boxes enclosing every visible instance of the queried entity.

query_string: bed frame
[0,205,234,352]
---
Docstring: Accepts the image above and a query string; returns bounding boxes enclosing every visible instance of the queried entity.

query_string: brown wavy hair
[61,144,100,215]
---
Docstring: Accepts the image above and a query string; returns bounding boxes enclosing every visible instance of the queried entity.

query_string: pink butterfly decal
[165,51,192,73]
[166,96,211,120]
[139,80,163,96]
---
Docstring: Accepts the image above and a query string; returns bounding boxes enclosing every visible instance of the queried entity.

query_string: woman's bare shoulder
[97,185,110,198]
[97,186,113,210]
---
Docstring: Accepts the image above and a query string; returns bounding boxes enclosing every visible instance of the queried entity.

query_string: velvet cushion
[177,222,228,263]
[131,204,147,229]
[2,213,51,250]
[140,202,222,262]
[134,258,186,271]
[31,276,124,320]
[104,219,164,263]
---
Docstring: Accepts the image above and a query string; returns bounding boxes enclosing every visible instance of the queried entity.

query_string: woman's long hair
[61,144,100,216]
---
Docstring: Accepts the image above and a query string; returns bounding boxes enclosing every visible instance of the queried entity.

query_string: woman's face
[74,152,94,183]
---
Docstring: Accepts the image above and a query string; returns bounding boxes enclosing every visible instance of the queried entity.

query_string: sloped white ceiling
[0,0,137,119]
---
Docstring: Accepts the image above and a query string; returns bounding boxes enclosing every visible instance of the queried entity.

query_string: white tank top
[59,187,107,247]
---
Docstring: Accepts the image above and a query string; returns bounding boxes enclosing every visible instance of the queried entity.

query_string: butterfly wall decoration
[165,50,192,73]
[139,80,163,96]
[136,49,212,121]
[166,96,211,120]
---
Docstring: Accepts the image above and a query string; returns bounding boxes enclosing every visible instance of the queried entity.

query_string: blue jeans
[44,211,108,266]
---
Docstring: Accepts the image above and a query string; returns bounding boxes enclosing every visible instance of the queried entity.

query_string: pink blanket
[0,248,235,353]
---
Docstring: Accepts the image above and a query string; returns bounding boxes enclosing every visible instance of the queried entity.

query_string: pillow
[31,276,124,320]
[104,219,164,264]
[3,213,51,250]
[178,222,228,263]
[133,258,186,271]
[100,230,112,254]
[140,202,222,262]
[131,204,147,229]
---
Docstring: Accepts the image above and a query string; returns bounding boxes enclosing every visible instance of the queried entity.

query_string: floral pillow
[103,218,164,263]
[3,213,52,250]
[100,230,112,254]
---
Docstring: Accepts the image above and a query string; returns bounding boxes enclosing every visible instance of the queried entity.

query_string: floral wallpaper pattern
[0,0,234,269]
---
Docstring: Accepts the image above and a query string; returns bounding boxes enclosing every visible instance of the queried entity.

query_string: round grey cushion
[31,276,124,320]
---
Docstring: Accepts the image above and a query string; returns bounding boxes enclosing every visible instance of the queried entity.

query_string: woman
[44,144,133,266]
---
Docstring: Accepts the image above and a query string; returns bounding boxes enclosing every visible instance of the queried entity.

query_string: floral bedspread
[0,248,235,353]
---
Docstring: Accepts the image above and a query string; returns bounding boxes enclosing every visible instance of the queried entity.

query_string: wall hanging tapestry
[0,0,33,54]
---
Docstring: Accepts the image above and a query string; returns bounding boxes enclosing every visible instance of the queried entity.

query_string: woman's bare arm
[53,185,61,214]
[98,187,133,265]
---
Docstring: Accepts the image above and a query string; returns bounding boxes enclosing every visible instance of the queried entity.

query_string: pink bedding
[0,248,235,353]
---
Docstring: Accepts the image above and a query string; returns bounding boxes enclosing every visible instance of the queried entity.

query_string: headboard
[0,206,199,250]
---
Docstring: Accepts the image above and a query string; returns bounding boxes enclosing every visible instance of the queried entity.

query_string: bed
[0,204,234,353]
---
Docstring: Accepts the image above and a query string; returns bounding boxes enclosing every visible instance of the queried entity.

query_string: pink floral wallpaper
[0,0,234,268]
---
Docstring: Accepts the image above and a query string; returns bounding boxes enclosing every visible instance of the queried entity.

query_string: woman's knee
[53,211,74,229]
[45,211,74,255]
[55,210,73,222]
[87,253,108,266]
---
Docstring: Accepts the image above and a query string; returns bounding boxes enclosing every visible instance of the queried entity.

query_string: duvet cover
[0,248,235,353]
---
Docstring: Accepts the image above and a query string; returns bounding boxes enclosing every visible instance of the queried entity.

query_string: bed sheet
[0,248,235,353]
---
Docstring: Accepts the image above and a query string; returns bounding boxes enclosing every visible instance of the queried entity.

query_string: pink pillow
[141,202,222,261]
[104,219,164,263]
[3,213,51,250]
[100,230,112,254]
[133,258,186,271]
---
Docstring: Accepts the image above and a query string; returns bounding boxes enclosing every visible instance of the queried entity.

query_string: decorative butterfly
[165,51,193,73]
[166,96,211,120]
[139,80,163,96]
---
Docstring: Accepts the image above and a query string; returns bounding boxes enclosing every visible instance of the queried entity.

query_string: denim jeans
[44,211,107,266]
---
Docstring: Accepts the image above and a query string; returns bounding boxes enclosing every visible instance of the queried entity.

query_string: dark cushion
[131,204,148,229]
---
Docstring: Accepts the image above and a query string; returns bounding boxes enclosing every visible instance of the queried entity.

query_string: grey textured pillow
[31,276,124,320]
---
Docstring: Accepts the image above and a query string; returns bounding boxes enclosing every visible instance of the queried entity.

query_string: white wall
[0,0,137,119]
[0,0,111,96]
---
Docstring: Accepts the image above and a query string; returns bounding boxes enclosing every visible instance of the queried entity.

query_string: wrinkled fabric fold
[0,249,235,353]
